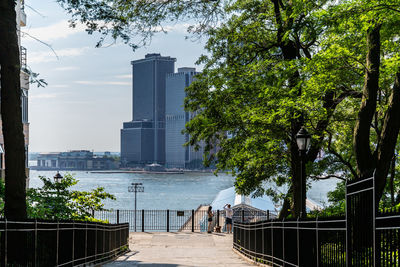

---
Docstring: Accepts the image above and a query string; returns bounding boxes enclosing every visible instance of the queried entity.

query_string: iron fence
[0,219,129,266]
[376,209,400,266]
[94,208,275,232]
[233,216,346,266]
[234,173,400,267]
[346,175,375,266]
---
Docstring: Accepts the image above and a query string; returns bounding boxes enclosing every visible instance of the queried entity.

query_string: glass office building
[121,54,176,166]
[165,68,204,169]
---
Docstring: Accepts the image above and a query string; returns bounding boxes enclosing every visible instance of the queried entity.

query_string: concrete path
[104,232,253,267]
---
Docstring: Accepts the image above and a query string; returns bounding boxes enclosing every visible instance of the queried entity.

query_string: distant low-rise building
[34,150,118,170]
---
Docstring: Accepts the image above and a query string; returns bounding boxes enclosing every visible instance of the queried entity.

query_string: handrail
[0,219,129,266]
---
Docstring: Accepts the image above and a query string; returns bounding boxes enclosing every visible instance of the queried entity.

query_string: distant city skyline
[25,0,206,152]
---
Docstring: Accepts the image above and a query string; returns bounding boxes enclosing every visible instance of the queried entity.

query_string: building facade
[35,150,118,170]
[0,0,30,180]
[121,54,176,166]
[165,68,205,169]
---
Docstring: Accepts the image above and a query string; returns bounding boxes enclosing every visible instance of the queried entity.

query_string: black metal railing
[95,209,213,232]
[234,173,400,267]
[233,216,346,266]
[0,219,129,266]
[94,208,276,232]
[346,176,375,266]
[376,209,400,267]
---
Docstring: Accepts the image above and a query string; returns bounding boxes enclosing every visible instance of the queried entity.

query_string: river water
[28,170,338,210]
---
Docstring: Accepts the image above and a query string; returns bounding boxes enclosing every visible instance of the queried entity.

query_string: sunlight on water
[29,170,338,210]
[29,170,235,210]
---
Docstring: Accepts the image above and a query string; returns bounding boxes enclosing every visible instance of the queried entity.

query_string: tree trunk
[390,155,395,206]
[0,0,27,220]
[375,70,400,201]
[353,24,381,179]
[353,23,400,203]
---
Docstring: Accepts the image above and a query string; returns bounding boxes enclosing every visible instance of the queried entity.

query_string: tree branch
[309,175,346,181]
[328,132,359,179]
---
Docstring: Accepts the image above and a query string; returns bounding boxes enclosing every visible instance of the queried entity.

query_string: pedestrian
[224,204,233,233]
[207,206,213,233]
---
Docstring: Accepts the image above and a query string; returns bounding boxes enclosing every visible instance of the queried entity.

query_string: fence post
[101,225,106,260]
[167,210,170,232]
[267,210,270,220]
[282,218,285,266]
[297,217,300,267]
[109,224,112,258]
[217,210,220,227]
[34,220,37,267]
[192,210,194,232]
[94,224,97,263]
[316,216,319,267]
[56,221,59,266]
[241,210,244,223]
[142,209,144,232]
[85,221,88,264]
[117,210,120,224]
[4,218,7,267]
[345,180,350,267]
[271,220,274,266]
[373,172,377,267]
[72,222,75,266]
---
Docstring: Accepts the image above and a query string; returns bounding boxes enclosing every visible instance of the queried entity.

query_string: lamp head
[53,171,63,183]
[296,127,311,152]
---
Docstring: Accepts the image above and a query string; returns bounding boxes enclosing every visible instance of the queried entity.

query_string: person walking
[207,206,213,233]
[224,204,233,233]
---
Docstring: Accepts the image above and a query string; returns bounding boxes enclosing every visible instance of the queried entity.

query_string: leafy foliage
[56,0,226,49]
[50,0,400,217]
[21,174,115,221]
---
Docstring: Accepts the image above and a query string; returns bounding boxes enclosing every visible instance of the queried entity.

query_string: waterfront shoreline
[90,170,184,174]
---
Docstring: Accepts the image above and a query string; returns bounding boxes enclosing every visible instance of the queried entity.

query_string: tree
[182,0,365,218]
[27,174,115,220]
[0,0,225,221]
[0,174,115,220]
[316,0,400,203]
[53,0,400,217]
[2,0,400,220]
[0,0,27,220]
[349,2,400,202]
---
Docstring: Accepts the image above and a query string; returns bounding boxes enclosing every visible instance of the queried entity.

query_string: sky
[23,0,207,153]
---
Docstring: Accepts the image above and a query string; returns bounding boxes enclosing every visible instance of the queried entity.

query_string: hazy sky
[24,0,206,152]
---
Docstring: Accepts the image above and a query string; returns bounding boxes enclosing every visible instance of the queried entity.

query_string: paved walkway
[104,232,253,267]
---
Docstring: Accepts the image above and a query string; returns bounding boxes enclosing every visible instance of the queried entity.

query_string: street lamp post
[128,183,144,232]
[53,171,63,219]
[53,171,63,183]
[296,127,311,218]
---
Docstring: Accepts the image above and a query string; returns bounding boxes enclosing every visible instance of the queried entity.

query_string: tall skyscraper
[121,53,176,166]
[165,68,204,169]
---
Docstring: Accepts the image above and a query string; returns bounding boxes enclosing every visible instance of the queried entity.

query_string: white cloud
[155,23,191,34]
[54,66,79,71]
[74,80,130,86]
[29,47,91,64]
[30,93,59,99]
[22,20,86,43]
[52,84,69,88]
[115,74,132,79]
